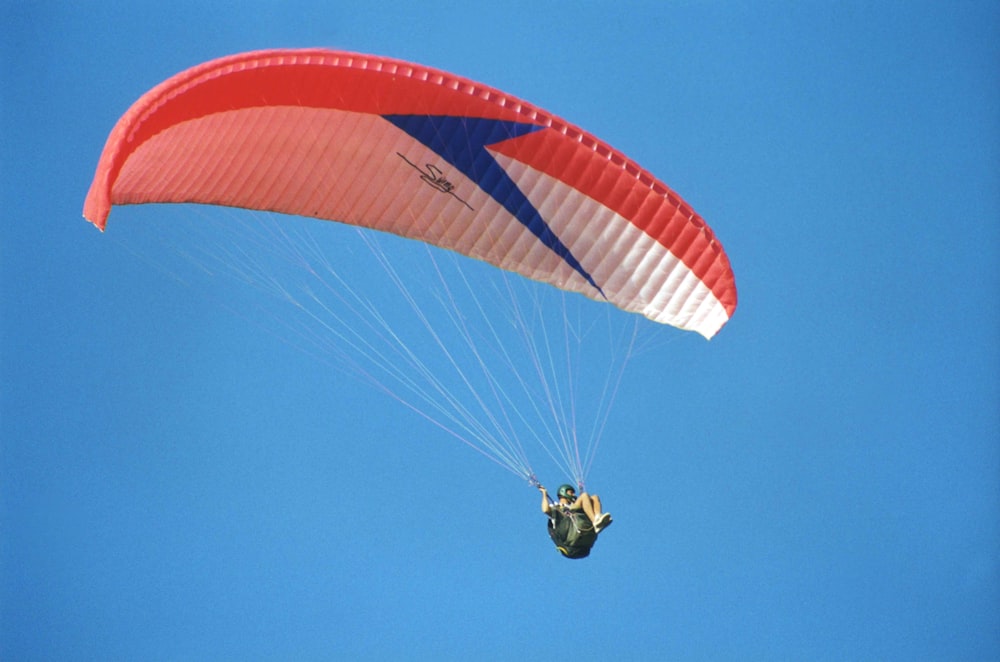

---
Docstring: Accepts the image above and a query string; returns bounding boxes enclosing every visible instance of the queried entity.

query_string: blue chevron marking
[383,114,603,296]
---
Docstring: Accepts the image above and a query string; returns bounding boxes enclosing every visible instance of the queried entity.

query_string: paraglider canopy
[84,48,736,339]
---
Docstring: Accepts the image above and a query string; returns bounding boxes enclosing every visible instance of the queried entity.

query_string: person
[538,484,613,559]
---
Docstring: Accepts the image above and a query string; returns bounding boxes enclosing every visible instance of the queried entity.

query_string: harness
[548,507,597,559]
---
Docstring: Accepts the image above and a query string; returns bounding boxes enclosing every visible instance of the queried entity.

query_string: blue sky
[3,2,999,660]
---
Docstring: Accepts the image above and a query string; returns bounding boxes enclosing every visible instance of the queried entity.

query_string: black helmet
[557,484,577,500]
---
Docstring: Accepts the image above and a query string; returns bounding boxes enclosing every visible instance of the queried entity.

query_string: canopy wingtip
[82,187,110,231]
[83,213,108,232]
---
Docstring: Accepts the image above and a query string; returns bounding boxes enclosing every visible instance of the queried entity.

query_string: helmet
[557,484,577,501]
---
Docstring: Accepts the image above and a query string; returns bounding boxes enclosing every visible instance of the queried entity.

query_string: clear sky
[3,2,999,660]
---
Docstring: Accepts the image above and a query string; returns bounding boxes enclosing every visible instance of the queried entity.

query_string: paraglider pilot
[538,484,612,559]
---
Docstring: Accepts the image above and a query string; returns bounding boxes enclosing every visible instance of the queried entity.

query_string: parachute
[84,48,735,338]
[83,49,737,486]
